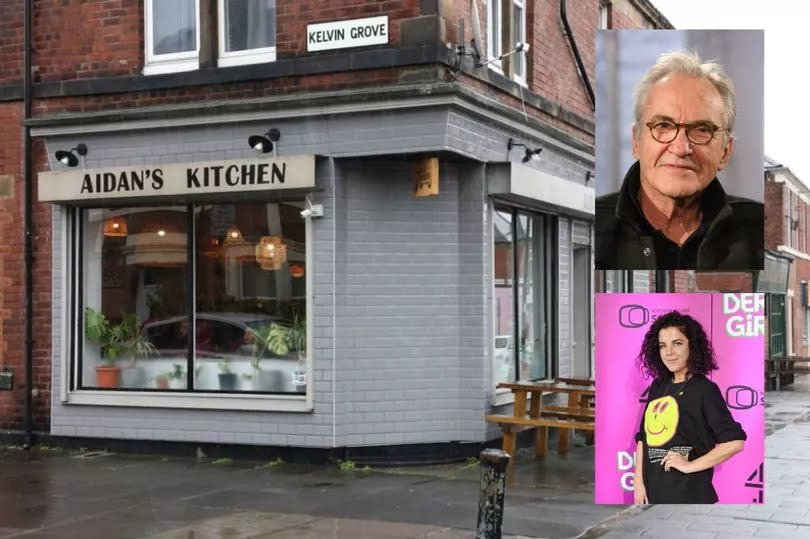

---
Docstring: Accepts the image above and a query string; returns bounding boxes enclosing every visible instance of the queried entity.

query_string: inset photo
[595,30,764,270]
[594,293,765,504]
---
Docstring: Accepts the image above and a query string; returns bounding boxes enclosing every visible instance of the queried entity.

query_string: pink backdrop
[594,293,765,504]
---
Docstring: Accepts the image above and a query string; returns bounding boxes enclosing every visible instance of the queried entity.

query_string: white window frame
[58,204,315,413]
[599,1,610,30]
[487,0,504,74]
[217,0,278,67]
[144,0,201,75]
[487,0,528,84]
[512,0,527,86]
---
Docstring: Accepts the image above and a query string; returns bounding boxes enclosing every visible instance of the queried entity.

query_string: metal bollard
[475,448,511,539]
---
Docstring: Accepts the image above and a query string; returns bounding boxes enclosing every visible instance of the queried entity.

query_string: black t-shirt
[634,375,747,503]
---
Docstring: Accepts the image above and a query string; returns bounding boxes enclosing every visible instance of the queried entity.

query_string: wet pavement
[0,430,612,539]
[587,375,810,539]
[1,376,808,539]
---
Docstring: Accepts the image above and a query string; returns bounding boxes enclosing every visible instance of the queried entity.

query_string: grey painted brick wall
[46,104,591,448]
[331,159,486,445]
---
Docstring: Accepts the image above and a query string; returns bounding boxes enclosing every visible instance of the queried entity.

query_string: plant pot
[155,377,169,389]
[293,369,306,394]
[218,373,238,391]
[121,365,147,388]
[96,366,121,388]
[257,369,284,392]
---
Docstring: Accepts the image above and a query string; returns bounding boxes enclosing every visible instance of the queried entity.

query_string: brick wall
[695,273,754,293]
[32,0,143,83]
[670,270,697,292]
[277,0,420,56]
[10,1,666,144]
[0,103,51,431]
[0,102,22,428]
[764,179,784,250]
[0,0,24,85]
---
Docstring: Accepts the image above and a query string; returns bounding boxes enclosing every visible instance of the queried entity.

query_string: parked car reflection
[141,312,299,392]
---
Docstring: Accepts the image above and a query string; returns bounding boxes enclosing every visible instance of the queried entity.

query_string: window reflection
[80,202,308,394]
[82,207,188,390]
[195,202,306,393]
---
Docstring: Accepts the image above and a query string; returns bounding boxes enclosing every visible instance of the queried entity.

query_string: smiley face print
[644,395,679,447]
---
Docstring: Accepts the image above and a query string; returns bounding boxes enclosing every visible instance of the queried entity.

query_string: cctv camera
[300,208,312,218]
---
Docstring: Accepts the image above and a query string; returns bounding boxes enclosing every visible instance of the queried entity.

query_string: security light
[55,144,87,167]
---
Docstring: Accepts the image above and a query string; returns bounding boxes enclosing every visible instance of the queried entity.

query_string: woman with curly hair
[633,311,746,504]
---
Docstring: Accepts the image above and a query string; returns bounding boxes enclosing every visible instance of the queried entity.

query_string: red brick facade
[0,0,668,431]
[764,170,810,356]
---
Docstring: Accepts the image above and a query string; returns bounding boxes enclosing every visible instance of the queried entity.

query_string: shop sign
[38,155,315,204]
[412,157,439,197]
[307,15,388,52]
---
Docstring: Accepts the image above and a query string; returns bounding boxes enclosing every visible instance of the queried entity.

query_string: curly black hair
[637,310,718,380]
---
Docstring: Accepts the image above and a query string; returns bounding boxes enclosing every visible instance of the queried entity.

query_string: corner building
[0,1,668,460]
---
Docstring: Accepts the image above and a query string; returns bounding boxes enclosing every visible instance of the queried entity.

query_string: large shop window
[144,0,277,74]
[78,202,306,396]
[493,207,555,387]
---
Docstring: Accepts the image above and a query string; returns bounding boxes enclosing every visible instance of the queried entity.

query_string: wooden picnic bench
[766,356,810,390]
[486,378,595,460]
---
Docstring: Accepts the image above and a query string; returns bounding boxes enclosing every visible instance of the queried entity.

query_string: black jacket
[596,161,764,270]
[635,375,747,504]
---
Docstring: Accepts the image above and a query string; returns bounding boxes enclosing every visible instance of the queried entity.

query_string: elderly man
[596,51,763,270]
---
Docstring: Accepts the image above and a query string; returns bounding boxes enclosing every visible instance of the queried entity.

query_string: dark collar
[615,161,732,233]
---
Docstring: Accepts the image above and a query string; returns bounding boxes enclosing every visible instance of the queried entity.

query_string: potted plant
[153,374,169,389]
[85,307,156,388]
[250,325,284,392]
[166,363,186,389]
[266,313,307,394]
[218,359,237,390]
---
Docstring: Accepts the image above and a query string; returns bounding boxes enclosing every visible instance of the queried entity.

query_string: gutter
[559,0,595,111]
[23,0,34,448]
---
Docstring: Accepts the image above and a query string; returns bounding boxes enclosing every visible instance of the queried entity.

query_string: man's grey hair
[633,50,736,138]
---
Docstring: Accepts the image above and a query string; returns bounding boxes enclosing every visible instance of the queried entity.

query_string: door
[572,245,591,378]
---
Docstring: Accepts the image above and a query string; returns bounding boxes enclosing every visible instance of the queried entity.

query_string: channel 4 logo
[745,462,764,503]
[725,385,764,410]
[619,305,649,328]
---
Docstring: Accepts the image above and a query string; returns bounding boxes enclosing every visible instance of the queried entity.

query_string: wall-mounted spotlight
[248,128,281,154]
[585,170,594,184]
[507,138,542,163]
[55,143,87,167]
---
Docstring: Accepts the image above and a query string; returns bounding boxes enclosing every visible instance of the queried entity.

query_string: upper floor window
[487,0,528,84]
[145,0,200,75]
[144,0,277,75]
[218,0,277,67]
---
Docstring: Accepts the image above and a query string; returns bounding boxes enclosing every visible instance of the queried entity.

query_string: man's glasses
[645,120,727,145]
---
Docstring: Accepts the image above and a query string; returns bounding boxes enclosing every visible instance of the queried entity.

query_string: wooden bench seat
[486,412,595,459]
[766,356,810,389]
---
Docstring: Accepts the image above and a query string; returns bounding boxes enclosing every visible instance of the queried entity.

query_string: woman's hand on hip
[661,451,692,473]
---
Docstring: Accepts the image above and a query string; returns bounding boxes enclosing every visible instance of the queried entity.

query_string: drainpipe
[23,0,34,449]
[559,0,595,111]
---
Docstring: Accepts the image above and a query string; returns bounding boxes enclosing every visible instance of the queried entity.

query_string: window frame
[60,201,314,412]
[487,0,528,84]
[511,0,527,86]
[144,0,201,75]
[491,203,556,404]
[487,0,504,74]
[217,0,278,67]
